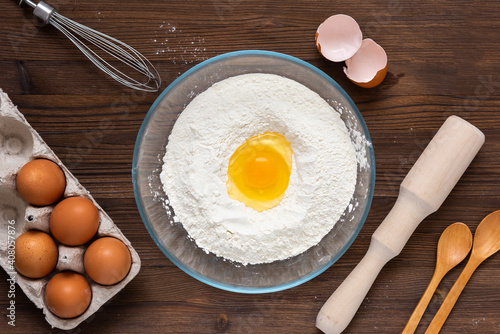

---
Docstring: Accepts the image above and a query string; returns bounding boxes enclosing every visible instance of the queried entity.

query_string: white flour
[160,73,357,265]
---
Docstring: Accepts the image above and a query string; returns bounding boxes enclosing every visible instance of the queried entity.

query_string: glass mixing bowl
[132,50,375,293]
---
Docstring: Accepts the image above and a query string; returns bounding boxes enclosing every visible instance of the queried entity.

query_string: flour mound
[160,73,357,265]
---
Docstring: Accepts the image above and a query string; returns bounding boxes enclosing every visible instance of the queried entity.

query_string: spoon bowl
[426,210,500,333]
[470,210,500,259]
[402,222,472,334]
[436,222,473,269]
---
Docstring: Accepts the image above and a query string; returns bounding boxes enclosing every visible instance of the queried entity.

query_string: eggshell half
[316,14,363,62]
[344,38,388,88]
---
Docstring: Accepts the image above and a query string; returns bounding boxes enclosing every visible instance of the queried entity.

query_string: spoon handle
[425,257,482,333]
[402,269,446,334]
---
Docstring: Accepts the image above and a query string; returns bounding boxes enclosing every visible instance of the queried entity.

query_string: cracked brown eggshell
[315,14,363,62]
[316,15,388,88]
[344,38,388,88]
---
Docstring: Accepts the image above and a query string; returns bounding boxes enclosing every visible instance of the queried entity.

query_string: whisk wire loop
[20,0,161,92]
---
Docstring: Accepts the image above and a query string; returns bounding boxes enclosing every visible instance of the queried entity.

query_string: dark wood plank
[1,0,500,333]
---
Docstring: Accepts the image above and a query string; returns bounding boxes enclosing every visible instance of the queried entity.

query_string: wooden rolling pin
[316,115,485,334]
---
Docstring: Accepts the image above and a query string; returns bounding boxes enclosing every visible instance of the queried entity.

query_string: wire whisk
[19,0,161,92]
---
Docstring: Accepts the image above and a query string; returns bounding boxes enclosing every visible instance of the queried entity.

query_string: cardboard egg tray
[0,89,141,330]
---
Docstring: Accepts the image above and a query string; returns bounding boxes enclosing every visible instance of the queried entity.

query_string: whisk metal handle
[19,0,55,25]
[19,0,35,7]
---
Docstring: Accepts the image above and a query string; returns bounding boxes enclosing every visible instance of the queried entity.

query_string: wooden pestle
[316,115,485,334]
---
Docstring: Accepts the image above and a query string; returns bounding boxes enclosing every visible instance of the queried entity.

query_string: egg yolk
[227,132,293,212]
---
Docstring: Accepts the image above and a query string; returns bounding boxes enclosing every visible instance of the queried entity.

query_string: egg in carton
[0,89,141,330]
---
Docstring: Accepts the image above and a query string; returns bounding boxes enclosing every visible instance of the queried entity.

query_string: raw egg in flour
[227,132,292,212]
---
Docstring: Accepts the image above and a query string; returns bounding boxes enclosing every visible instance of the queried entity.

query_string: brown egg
[16,158,66,206]
[45,271,92,318]
[50,197,100,246]
[15,230,58,278]
[84,237,131,285]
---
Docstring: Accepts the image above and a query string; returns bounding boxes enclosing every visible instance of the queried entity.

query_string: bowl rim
[132,50,375,293]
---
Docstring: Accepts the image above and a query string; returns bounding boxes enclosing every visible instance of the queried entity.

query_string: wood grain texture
[1,0,500,333]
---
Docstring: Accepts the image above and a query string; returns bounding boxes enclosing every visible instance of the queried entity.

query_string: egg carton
[0,89,141,330]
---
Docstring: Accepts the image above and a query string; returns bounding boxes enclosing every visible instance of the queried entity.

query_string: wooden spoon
[402,223,472,334]
[425,210,500,333]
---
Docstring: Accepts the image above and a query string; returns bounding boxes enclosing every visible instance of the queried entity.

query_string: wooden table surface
[1,0,500,333]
